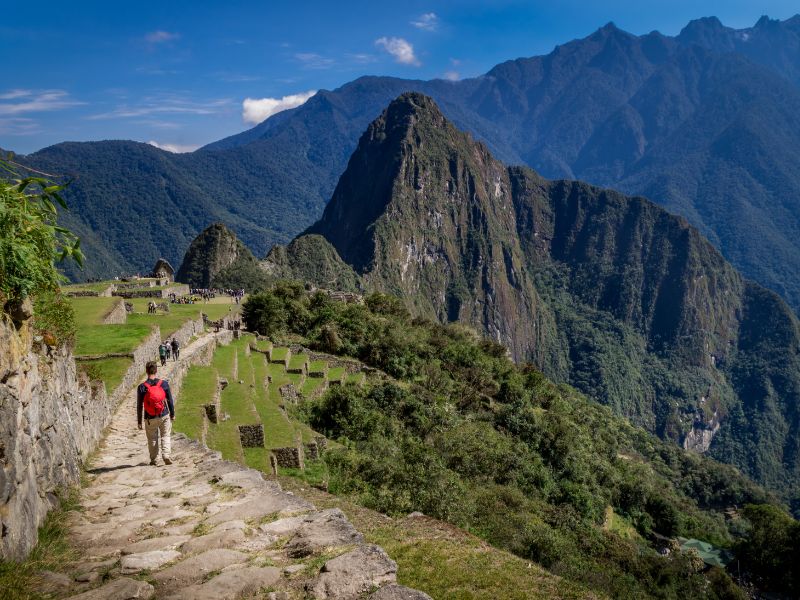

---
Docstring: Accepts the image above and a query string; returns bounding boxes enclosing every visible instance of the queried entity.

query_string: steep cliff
[299,93,800,505]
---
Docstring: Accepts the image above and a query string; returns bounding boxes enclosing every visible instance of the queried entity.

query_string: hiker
[136,361,175,466]
[165,341,171,361]
[171,338,180,360]
[158,342,167,366]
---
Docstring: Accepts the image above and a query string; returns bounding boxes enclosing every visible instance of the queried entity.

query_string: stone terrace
[43,332,429,600]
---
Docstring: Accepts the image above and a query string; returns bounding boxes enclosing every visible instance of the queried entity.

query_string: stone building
[152,258,175,283]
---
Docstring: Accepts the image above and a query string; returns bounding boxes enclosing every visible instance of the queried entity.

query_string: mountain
[261,234,361,292]
[284,93,800,510]
[176,222,260,287]
[24,14,800,316]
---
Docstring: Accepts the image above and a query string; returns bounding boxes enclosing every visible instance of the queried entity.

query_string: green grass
[252,355,297,448]
[207,344,260,462]
[77,357,134,394]
[279,459,328,487]
[285,372,304,387]
[243,447,273,473]
[211,344,238,380]
[301,377,326,398]
[173,365,217,441]
[64,281,115,293]
[252,339,273,353]
[0,488,81,600]
[288,353,309,370]
[327,367,346,383]
[308,360,327,373]
[69,296,121,328]
[345,372,364,385]
[270,347,289,362]
[74,324,153,356]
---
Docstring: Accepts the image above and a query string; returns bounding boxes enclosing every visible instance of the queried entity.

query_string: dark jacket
[136,378,175,424]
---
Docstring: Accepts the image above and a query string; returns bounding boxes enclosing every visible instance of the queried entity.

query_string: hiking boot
[163,457,172,465]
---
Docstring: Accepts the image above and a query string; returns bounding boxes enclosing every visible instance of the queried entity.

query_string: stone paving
[45,332,429,600]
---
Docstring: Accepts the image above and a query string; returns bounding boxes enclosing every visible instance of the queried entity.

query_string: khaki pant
[144,415,172,462]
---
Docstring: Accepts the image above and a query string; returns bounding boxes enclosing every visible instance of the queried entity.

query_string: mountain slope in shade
[297,93,800,509]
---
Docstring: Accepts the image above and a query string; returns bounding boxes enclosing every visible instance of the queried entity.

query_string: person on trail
[171,338,180,360]
[137,361,175,466]
[165,342,171,361]
[158,343,167,367]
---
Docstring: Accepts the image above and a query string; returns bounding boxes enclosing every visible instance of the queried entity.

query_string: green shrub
[0,161,83,304]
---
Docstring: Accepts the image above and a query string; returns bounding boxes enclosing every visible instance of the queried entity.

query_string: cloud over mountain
[241,90,316,124]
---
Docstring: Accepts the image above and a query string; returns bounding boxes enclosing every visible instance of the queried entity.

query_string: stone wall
[0,317,111,560]
[272,446,304,469]
[168,316,205,349]
[101,299,128,325]
[238,424,265,448]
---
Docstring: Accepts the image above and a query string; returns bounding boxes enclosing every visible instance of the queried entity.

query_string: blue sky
[2,0,798,154]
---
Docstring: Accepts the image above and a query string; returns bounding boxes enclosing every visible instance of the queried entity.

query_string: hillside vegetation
[278,93,800,509]
[241,282,798,599]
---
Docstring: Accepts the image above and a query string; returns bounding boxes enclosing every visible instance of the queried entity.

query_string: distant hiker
[137,361,175,466]
[171,338,180,360]
[158,342,167,366]
[165,342,171,360]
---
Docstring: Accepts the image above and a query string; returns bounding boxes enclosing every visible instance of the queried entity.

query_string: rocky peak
[176,223,256,288]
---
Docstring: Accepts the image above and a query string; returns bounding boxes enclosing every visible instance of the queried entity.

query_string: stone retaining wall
[238,424,265,448]
[101,299,128,325]
[272,446,304,469]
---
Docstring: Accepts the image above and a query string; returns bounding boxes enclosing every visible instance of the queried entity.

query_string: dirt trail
[43,331,429,600]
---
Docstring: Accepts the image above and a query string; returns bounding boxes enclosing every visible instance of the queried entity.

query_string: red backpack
[143,379,167,416]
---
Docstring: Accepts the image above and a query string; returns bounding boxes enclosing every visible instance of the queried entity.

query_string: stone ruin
[203,404,218,424]
[279,383,300,404]
[238,424,265,448]
[272,446,304,469]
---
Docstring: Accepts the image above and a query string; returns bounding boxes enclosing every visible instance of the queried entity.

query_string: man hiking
[158,342,167,366]
[171,338,180,360]
[137,361,175,465]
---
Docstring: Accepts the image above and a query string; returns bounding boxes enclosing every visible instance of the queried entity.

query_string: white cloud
[411,13,439,31]
[148,141,199,153]
[375,37,420,66]
[87,96,231,120]
[0,117,40,135]
[294,53,335,69]
[0,89,32,100]
[242,90,316,125]
[346,53,378,64]
[0,89,83,115]
[442,71,460,81]
[145,30,180,44]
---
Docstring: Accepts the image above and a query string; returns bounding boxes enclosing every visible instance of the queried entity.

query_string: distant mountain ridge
[279,93,800,510]
[21,14,800,315]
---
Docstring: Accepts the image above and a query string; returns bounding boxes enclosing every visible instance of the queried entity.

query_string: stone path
[44,331,430,600]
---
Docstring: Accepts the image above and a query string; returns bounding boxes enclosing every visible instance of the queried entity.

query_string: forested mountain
[22,14,800,315]
[277,93,800,512]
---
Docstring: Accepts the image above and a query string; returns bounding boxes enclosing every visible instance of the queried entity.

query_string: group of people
[157,338,180,366]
